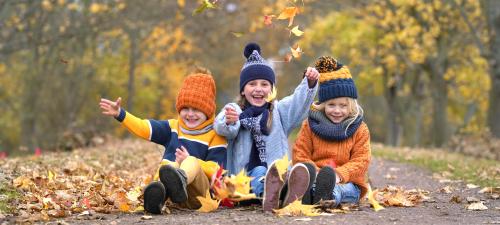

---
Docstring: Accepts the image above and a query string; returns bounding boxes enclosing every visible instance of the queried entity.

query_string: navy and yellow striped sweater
[115,108,227,167]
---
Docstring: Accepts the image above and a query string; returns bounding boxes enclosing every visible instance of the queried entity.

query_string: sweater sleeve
[213,103,241,140]
[276,77,318,135]
[115,108,172,145]
[292,121,316,166]
[335,123,371,183]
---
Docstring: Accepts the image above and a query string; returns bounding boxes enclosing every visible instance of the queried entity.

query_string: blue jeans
[332,183,361,206]
[248,166,267,197]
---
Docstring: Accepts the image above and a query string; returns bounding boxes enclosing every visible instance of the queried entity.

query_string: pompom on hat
[239,43,276,92]
[315,56,358,102]
[176,70,216,117]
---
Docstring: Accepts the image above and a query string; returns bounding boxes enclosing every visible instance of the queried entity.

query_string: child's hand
[304,67,320,88]
[175,146,190,164]
[100,97,122,117]
[224,106,240,125]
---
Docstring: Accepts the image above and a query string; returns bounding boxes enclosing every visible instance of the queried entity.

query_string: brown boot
[281,163,310,208]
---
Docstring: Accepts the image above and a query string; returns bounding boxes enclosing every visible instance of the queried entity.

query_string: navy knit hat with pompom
[239,43,276,92]
[315,56,358,102]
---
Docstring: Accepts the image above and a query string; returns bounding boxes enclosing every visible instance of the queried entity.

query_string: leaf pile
[373,186,430,207]
[3,140,160,222]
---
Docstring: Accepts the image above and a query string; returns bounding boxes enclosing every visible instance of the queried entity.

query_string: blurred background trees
[0,0,498,156]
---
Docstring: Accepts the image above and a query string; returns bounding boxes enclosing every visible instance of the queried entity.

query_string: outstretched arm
[214,103,242,139]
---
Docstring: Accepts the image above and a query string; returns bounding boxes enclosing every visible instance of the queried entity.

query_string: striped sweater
[115,109,227,167]
[292,120,371,198]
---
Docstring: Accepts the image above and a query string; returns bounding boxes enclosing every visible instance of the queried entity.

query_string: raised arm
[213,103,242,139]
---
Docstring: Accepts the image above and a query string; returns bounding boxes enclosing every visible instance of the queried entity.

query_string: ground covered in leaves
[1,140,499,225]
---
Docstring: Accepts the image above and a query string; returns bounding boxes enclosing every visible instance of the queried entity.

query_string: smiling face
[324,97,351,124]
[179,107,208,128]
[241,79,272,107]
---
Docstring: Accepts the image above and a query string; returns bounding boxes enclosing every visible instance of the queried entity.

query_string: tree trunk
[429,61,449,147]
[487,0,500,137]
[126,33,139,113]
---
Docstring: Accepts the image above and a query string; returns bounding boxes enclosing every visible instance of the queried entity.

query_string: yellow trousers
[156,156,214,209]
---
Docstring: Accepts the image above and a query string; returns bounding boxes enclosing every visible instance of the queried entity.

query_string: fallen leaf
[466,196,480,203]
[440,186,453,194]
[192,0,216,16]
[276,7,299,27]
[274,200,320,216]
[294,218,312,221]
[466,184,480,189]
[384,174,397,180]
[450,195,462,203]
[290,25,304,37]
[467,202,488,211]
[367,186,384,212]
[141,215,153,220]
[197,190,220,213]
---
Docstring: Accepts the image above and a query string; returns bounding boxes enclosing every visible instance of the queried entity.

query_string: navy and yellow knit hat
[315,56,357,102]
[240,43,276,92]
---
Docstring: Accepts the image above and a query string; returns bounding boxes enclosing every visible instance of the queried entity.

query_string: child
[99,69,227,214]
[214,43,319,211]
[292,56,371,207]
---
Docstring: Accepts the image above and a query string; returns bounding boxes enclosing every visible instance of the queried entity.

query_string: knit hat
[176,73,216,117]
[315,56,358,102]
[240,43,276,92]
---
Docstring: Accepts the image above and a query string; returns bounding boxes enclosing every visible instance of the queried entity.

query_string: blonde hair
[312,97,363,133]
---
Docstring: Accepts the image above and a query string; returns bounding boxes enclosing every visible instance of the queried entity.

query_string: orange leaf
[277,7,298,27]
[284,54,293,62]
[290,45,303,58]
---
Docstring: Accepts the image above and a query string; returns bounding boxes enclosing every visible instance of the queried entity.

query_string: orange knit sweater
[292,120,371,198]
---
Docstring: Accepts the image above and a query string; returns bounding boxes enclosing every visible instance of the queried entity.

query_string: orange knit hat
[175,73,216,117]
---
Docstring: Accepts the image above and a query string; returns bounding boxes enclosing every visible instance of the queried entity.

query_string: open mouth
[250,94,265,104]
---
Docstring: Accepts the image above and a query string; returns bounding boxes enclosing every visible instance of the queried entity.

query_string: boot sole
[144,181,166,214]
[159,165,187,203]
[262,161,285,212]
[313,166,336,204]
[282,163,310,207]
[301,162,317,205]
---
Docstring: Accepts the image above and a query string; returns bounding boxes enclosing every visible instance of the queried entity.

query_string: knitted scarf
[239,103,270,164]
[308,109,362,141]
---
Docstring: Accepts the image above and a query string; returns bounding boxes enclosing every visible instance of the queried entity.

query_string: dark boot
[143,181,166,214]
[312,166,336,204]
[300,162,317,205]
[159,165,188,203]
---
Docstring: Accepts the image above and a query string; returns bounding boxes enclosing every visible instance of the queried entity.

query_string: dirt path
[40,158,498,225]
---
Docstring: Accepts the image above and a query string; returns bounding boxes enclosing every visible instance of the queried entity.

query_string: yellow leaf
[196,190,220,213]
[367,186,384,212]
[290,46,303,58]
[230,170,253,194]
[192,0,216,16]
[126,187,141,202]
[227,191,256,202]
[13,175,33,190]
[277,7,299,27]
[275,154,290,181]
[231,32,245,38]
[290,26,304,37]
[177,0,185,8]
[274,200,320,216]
[48,170,55,181]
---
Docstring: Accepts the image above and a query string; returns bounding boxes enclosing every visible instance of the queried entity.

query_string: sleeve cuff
[115,108,126,122]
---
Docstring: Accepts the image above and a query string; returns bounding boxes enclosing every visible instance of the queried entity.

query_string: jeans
[248,166,267,197]
[332,182,361,206]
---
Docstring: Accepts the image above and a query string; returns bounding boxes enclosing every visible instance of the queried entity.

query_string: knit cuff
[115,108,126,122]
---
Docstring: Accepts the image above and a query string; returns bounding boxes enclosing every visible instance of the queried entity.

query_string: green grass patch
[0,182,19,213]
[372,144,499,187]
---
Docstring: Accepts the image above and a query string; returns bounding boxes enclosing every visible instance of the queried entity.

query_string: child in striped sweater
[100,69,226,214]
[292,56,371,207]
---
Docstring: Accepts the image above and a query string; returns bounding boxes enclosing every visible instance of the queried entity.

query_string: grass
[372,144,499,187]
[0,182,19,213]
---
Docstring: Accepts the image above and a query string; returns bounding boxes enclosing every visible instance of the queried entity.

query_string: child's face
[241,79,272,107]
[324,97,350,124]
[179,107,208,128]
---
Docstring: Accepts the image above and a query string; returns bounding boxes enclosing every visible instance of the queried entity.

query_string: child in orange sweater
[292,56,371,206]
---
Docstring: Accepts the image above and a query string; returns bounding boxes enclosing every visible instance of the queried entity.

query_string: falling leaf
[290,26,304,37]
[264,15,276,26]
[274,154,290,181]
[290,45,303,59]
[277,7,299,27]
[177,0,185,8]
[284,54,293,62]
[274,200,320,216]
[192,0,216,16]
[197,190,220,213]
[231,32,244,38]
[467,202,488,211]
